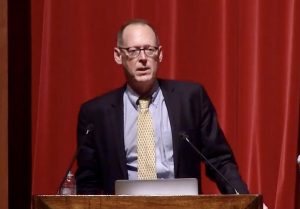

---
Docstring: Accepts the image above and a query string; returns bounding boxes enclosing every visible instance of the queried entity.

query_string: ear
[114,47,123,65]
[158,46,163,62]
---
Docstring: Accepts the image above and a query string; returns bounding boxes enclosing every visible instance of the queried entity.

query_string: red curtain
[31,0,300,208]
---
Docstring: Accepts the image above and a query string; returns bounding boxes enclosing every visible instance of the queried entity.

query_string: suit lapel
[108,87,128,179]
[159,80,181,177]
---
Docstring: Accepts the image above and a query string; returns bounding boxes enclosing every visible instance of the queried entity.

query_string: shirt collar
[125,81,160,110]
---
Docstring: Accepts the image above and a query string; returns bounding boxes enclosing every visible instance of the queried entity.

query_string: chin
[135,75,154,83]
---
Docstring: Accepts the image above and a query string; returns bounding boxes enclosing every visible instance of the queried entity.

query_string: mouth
[137,67,150,71]
[136,67,151,75]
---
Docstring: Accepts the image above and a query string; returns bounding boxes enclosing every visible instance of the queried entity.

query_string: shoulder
[158,79,206,93]
[158,79,212,107]
[80,86,125,112]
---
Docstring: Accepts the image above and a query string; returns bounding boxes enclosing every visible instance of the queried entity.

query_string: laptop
[115,178,198,196]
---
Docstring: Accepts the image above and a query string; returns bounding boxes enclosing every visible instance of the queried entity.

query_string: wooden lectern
[33,195,262,209]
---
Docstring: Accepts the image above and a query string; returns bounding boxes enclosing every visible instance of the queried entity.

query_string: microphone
[85,124,94,135]
[57,123,94,194]
[179,132,240,194]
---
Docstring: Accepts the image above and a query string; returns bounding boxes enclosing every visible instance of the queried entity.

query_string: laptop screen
[115,178,198,195]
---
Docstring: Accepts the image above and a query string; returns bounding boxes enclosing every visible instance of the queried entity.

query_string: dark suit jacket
[75,79,249,195]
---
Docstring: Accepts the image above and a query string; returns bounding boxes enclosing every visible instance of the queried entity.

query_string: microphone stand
[180,132,240,195]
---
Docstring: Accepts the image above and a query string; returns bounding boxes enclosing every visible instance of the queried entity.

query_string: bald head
[117,19,160,47]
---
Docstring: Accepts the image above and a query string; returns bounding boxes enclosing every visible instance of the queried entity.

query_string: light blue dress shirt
[123,83,174,179]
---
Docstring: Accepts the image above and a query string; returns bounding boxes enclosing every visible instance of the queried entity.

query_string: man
[75,19,249,195]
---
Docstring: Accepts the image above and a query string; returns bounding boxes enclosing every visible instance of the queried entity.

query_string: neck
[128,79,157,97]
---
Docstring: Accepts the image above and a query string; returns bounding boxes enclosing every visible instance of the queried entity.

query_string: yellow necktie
[137,98,157,180]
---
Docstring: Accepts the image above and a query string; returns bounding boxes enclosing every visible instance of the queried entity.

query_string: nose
[138,50,147,64]
[139,49,147,59]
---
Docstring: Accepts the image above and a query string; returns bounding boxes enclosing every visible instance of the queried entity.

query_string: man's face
[114,24,162,86]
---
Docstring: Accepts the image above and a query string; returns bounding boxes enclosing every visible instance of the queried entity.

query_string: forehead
[122,24,157,47]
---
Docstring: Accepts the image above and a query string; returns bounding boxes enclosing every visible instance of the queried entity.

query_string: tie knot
[138,98,150,109]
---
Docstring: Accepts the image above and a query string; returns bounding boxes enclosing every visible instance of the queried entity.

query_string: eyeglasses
[118,46,159,58]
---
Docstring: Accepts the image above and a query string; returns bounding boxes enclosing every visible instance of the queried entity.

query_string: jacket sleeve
[198,86,249,194]
[75,103,103,194]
